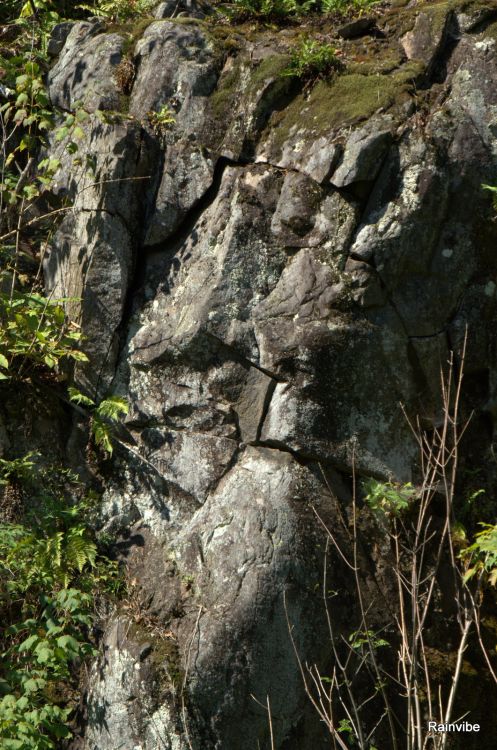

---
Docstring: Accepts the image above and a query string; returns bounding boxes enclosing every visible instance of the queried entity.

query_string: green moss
[151,636,184,691]
[425,2,453,37]
[249,53,292,87]
[483,19,497,40]
[266,61,421,153]
[118,92,130,114]
[210,58,244,120]
[129,620,185,692]
[210,53,291,123]
[167,16,205,25]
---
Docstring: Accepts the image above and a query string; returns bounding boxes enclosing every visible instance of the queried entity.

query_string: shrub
[460,523,497,586]
[68,388,129,457]
[0,459,120,750]
[363,478,415,518]
[0,292,88,380]
[229,0,379,20]
[230,0,315,20]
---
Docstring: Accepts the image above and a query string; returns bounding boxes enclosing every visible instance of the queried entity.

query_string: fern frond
[96,396,128,421]
[68,387,95,407]
[64,530,97,573]
[92,417,114,457]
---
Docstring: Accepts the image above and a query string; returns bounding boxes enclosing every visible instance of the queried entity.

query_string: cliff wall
[3,1,497,747]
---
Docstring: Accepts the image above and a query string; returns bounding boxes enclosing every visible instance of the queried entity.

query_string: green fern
[69,388,129,457]
[0,461,121,750]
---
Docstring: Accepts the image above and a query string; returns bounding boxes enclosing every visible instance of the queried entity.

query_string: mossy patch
[265,60,421,154]
[249,53,292,89]
[209,57,245,121]
[209,53,290,124]
[129,620,185,692]
[483,19,497,40]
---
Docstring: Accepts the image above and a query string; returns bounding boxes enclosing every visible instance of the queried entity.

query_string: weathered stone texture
[39,3,497,748]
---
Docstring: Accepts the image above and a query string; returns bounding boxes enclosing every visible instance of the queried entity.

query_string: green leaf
[68,387,94,407]
[18,634,40,653]
[92,418,113,456]
[56,635,80,653]
[22,678,42,695]
[96,396,129,421]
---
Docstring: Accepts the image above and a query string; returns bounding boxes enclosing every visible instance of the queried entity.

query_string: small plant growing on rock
[363,478,415,518]
[282,39,342,82]
[76,0,156,21]
[230,0,314,20]
[147,104,175,137]
[0,293,88,380]
[482,183,497,210]
[321,0,379,14]
[460,522,497,586]
[68,387,129,457]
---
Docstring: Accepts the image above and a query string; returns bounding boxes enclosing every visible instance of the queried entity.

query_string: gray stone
[144,141,215,247]
[43,119,157,394]
[330,126,392,187]
[154,0,181,16]
[337,16,376,40]
[401,7,451,74]
[47,21,74,57]
[154,0,208,18]
[48,22,122,112]
[129,21,218,125]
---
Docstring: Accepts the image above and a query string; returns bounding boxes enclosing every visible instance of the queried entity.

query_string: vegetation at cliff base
[0,458,121,749]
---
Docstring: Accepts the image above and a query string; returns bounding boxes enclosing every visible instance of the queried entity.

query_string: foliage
[76,0,157,21]
[148,104,176,137]
[68,387,129,457]
[0,458,120,750]
[0,453,38,485]
[320,0,379,13]
[0,5,128,748]
[483,183,497,211]
[0,56,52,133]
[229,0,314,19]
[348,629,389,652]
[282,39,340,81]
[0,7,93,386]
[460,523,497,586]
[0,51,90,210]
[229,0,378,19]
[0,292,88,380]
[363,479,414,518]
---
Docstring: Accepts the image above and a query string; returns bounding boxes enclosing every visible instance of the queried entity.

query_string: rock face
[38,1,497,748]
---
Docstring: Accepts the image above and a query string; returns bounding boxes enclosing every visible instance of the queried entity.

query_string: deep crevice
[419,11,461,88]
[255,377,277,443]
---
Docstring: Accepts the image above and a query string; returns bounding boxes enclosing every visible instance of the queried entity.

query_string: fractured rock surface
[38,3,497,748]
